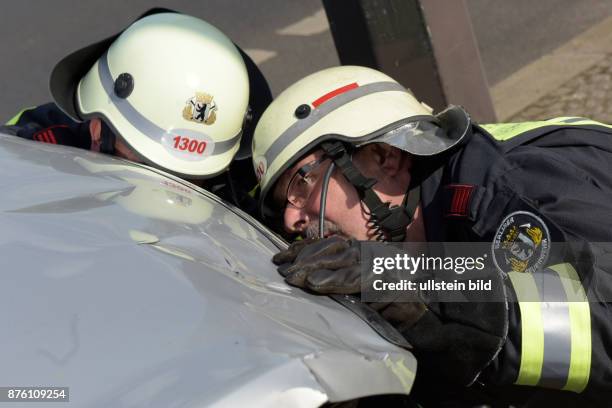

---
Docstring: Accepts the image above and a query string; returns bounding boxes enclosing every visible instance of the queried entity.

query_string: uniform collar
[416,124,477,241]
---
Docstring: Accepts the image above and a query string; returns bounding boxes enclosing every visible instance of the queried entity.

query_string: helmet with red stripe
[252,65,470,236]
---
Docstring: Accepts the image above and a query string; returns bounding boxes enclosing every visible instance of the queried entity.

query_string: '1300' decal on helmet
[162,129,214,161]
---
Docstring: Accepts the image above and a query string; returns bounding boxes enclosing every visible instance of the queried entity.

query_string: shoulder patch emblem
[492,211,550,274]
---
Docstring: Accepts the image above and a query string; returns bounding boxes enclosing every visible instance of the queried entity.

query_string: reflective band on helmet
[509,264,591,393]
[264,81,407,166]
[97,52,240,154]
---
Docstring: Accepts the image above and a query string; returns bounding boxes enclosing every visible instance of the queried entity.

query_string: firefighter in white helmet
[2,8,271,213]
[252,65,459,240]
[253,65,612,406]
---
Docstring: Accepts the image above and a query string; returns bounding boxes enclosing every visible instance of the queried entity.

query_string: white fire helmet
[50,10,251,179]
[252,65,471,217]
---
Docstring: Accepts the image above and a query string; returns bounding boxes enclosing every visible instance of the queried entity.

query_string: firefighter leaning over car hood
[1,8,271,215]
[251,65,612,406]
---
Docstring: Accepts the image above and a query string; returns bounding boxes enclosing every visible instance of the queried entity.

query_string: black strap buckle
[320,141,345,157]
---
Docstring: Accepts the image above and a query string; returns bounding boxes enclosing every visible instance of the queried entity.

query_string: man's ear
[89,118,101,138]
[89,118,102,151]
[372,143,403,177]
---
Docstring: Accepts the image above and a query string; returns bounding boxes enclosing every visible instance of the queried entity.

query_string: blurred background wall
[1,0,611,123]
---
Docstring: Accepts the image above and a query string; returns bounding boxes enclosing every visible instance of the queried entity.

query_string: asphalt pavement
[1,1,612,122]
[0,0,339,119]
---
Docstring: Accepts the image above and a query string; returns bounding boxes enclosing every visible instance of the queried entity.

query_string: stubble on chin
[304,220,350,240]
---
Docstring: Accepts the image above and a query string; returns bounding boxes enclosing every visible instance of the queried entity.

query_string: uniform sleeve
[509,143,612,241]
[1,103,92,149]
[477,144,612,402]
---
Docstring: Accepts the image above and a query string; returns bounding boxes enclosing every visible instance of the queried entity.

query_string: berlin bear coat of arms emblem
[183,92,217,125]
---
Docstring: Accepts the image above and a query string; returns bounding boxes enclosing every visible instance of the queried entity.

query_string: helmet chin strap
[319,141,412,242]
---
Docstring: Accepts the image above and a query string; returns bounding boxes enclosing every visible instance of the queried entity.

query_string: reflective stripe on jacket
[419,116,612,403]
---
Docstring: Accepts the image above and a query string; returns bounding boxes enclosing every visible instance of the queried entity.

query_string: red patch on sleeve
[444,184,475,218]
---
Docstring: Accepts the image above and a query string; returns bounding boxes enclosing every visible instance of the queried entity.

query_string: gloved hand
[273,236,509,386]
[273,236,362,294]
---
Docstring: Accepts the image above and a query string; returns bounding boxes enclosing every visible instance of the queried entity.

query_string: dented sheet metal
[0,135,416,407]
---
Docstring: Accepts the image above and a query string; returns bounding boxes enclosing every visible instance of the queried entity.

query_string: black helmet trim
[49,8,178,122]
[355,105,471,156]
[234,47,272,161]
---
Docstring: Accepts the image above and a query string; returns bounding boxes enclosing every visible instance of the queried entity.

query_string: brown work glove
[275,237,429,326]
[273,236,509,386]
[274,237,362,294]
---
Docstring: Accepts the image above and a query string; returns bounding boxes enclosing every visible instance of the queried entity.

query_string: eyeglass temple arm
[319,161,336,238]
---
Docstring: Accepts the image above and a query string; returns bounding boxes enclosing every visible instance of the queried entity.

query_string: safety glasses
[284,156,331,209]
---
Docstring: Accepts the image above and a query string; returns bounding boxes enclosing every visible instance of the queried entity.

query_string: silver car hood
[0,135,416,407]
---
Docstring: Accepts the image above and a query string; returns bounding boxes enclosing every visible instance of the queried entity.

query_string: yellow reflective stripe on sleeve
[509,263,592,393]
[549,263,592,393]
[482,117,612,141]
[5,106,36,126]
[508,271,544,386]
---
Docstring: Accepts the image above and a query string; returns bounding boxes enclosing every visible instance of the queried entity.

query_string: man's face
[89,118,141,162]
[272,149,374,240]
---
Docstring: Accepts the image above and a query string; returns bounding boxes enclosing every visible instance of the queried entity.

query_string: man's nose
[284,205,310,234]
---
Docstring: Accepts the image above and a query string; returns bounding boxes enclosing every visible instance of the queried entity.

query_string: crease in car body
[0,135,417,405]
